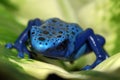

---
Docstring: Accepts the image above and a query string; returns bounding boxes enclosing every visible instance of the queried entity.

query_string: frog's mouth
[44,39,69,59]
[56,39,68,51]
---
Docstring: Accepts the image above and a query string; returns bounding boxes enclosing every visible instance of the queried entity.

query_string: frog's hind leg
[76,28,109,70]
[5,18,42,58]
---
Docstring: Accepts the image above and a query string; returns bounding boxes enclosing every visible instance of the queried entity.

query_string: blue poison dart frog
[5,18,109,70]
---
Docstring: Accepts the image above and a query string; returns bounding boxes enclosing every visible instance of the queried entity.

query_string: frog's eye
[56,40,68,50]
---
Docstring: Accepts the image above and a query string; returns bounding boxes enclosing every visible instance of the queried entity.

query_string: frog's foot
[5,43,14,49]
[5,43,24,58]
[18,52,24,58]
[5,43,31,58]
[81,57,108,70]
[17,44,31,58]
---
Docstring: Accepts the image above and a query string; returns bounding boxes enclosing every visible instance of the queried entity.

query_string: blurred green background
[0,0,120,80]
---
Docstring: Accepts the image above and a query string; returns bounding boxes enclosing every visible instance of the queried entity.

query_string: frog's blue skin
[5,18,109,70]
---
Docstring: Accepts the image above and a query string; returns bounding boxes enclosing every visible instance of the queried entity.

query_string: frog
[5,18,109,70]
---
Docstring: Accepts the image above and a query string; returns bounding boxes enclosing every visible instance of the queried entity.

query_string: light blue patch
[74,44,87,59]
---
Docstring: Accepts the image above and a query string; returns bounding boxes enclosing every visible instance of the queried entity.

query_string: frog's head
[43,38,69,58]
[30,18,70,58]
[31,29,69,58]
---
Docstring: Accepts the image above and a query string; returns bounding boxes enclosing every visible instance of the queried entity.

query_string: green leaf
[94,52,120,72]
[0,44,89,80]
[0,5,24,42]
[0,0,18,10]
[73,53,120,80]
[1,0,120,80]
[0,3,88,80]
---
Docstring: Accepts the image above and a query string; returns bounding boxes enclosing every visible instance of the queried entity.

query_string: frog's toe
[18,52,24,58]
[5,43,13,49]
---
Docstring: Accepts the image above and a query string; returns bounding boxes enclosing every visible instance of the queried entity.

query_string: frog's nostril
[38,37,45,41]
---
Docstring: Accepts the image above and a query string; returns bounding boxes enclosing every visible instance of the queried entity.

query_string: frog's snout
[55,39,69,51]
[42,39,69,58]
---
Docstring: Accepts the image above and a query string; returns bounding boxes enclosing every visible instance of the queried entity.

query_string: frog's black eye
[56,40,68,50]
[38,37,45,41]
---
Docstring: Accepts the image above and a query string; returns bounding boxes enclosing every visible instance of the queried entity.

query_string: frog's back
[44,18,83,42]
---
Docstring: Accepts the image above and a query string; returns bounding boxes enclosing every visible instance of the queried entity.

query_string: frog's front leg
[76,28,109,70]
[5,19,42,58]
